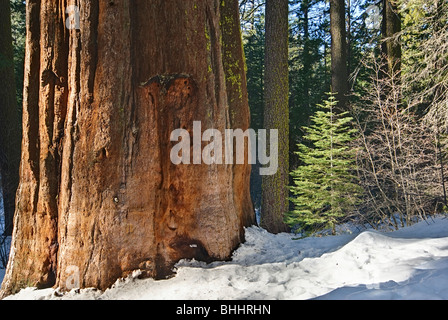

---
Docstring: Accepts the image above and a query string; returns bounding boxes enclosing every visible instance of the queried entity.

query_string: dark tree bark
[347,0,351,78]
[330,0,349,111]
[0,0,21,236]
[1,0,254,296]
[302,0,311,114]
[381,0,401,76]
[261,0,290,234]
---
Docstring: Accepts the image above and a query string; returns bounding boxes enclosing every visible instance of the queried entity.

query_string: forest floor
[3,214,448,300]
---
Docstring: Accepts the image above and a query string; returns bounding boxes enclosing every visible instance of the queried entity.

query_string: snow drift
[3,216,448,300]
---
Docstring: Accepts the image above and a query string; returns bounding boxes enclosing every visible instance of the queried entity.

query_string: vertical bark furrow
[37,0,62,285]
[2,0,49,294]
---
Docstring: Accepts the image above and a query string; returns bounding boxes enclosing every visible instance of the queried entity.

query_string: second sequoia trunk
[1,0,254,295]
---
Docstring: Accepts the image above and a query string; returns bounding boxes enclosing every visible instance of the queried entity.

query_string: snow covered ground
[3,216,448,300]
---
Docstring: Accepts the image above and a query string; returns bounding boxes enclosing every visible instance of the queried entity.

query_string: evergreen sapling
[287,94,362,235]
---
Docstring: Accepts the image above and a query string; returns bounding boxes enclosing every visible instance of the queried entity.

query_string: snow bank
[3,216,448,300]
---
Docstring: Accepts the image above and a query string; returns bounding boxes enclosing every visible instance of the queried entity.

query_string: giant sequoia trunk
[1,0,254,296]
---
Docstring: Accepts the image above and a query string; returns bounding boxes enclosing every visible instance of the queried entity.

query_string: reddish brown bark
[1,0,254,296]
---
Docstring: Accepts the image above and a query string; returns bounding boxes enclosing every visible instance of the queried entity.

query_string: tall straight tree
[0,0,21,236]
[330,0,349,111]
[1,0,254,296]
[381,0,401,76]
[261,0,290,233]
[300,0,311,113]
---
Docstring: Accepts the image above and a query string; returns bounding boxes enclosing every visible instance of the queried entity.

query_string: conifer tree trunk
[381,0,401,76]
[0,0,21,236]
[261,0,290,234]
[330,0,349,111]
[1,0,254,296]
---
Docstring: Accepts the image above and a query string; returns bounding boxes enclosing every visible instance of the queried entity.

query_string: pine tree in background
[10,0,26,108]
[288,94,361,234]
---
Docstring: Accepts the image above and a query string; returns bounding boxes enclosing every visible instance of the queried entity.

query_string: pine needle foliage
[287,94,362,234]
